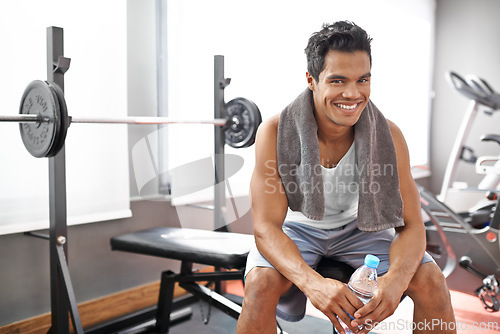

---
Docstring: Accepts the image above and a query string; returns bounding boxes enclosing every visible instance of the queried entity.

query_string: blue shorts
[244,219,434,322]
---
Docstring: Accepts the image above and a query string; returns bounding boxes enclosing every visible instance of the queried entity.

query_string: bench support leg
[156,270,177,333]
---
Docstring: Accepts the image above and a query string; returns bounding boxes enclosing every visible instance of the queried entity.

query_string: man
[236,21,456,334]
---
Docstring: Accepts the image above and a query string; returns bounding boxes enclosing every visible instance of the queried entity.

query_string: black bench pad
[110,227,254,269]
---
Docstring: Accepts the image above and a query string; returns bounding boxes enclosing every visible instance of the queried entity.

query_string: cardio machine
[419,71,500,312]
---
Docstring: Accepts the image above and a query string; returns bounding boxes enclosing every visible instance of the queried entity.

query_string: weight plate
[46,82,69,157]
[19,80,61,158]
[224,97,262,148]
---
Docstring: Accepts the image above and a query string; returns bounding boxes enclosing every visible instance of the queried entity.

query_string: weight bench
[110,226,356,333]
[110,227,253,333]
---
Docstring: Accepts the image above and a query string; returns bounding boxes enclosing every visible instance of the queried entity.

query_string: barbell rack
[8,26,247,334]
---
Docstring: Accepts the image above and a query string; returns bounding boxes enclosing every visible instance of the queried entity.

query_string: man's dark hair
[305,21,372,82]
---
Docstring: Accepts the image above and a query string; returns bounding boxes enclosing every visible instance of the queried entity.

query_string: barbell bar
[1,114,228,125]
[0,114,46,123]
[2,80,261,158]
[71,116,228,126]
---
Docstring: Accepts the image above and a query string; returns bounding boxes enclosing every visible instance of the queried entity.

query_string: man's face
[307,50,371,128]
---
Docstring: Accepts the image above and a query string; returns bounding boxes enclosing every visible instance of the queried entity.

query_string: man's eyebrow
[326,74,347,80]
[325,72,371,80]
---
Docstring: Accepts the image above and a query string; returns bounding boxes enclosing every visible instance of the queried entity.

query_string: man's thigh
[243,222,331,322]
[324,220,434,275]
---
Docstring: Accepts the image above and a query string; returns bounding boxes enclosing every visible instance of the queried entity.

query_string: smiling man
[236,21,456,334]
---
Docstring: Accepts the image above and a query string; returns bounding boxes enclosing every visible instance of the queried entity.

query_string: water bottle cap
[364,254,380,268]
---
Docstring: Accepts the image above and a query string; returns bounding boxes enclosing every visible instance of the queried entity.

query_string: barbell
[1,80,262,158]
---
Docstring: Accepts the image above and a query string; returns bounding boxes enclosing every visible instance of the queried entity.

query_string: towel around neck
[276,88,404,232]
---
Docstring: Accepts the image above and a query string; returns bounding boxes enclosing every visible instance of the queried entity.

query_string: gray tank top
[285,143,358,229]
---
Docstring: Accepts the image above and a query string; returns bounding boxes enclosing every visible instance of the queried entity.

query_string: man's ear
[306,72,315,91]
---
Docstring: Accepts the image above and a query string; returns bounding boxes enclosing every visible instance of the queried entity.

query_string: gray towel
[277,88,404,232]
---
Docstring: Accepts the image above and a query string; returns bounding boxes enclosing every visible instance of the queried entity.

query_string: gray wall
[0,200,252,326]
[430,0,500,195]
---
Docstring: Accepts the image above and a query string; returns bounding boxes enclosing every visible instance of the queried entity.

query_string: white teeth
[336,103,357,110]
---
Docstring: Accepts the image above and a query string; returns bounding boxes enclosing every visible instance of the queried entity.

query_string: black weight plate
[19,80,61,158]
[224,97,262,148]
[46,82,69,157]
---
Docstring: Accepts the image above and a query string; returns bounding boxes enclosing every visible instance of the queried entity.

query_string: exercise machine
[439,71,500,216]
[420,71,500,312]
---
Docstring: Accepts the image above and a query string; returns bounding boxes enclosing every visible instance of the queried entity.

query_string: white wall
[164,0,436,216]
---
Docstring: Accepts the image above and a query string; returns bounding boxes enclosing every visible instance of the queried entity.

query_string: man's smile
[333,101,365,114]
[335,103,359,110]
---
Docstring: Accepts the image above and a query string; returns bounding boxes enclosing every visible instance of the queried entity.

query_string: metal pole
[47,26,83,334]
[47,26,70,334]
[0,114,44,122]
[0,114,227,126]
[213,55,228,232]
[71,116,227,125]
[438,100,480,203]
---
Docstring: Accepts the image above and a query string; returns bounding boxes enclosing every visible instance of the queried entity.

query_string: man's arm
[352,120,426,331]
[250,116,364,331]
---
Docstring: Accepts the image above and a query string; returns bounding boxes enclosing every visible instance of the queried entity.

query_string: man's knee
[244,267,292,304]
[406,261,449,300]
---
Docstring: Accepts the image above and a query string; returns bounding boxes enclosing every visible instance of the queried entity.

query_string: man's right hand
[304,276,364,334]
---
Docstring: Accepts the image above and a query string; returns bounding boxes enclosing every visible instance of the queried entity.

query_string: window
[0,0,131,235]
[153,0,435,210]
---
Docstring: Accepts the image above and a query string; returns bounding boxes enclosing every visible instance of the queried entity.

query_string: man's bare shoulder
[386,119,406,145]
[386,119,412,174]
[255,113,280,143]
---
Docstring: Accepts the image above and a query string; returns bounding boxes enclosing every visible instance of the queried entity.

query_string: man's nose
[342,82,360,99]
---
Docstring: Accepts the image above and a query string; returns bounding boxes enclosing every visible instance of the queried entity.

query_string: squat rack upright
[44,26,80,334]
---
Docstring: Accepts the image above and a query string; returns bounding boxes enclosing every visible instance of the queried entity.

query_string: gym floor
[303,287,500,334]
[121,279,499,334]
[220,280,500,334]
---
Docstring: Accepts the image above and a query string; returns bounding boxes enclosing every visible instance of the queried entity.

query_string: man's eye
[331,80,343,84]
[359,78,369,83]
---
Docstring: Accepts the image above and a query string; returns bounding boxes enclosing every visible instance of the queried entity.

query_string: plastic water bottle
[337,254,380,334]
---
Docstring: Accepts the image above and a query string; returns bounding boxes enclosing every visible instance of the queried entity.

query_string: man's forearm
[384,224,426,291]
